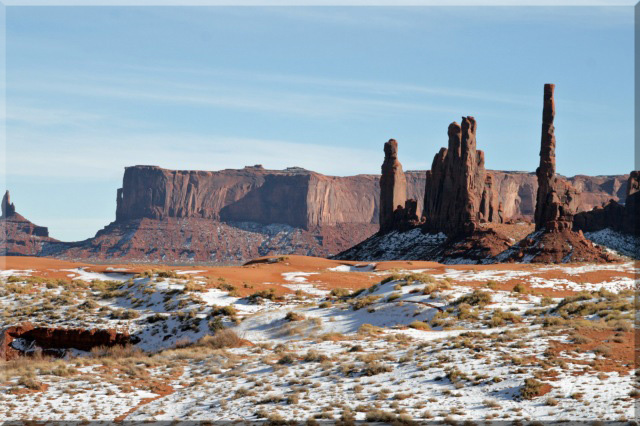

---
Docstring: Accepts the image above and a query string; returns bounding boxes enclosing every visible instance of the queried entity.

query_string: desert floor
[0,255,637,422]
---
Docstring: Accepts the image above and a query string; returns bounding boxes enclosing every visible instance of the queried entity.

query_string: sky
[4,5,635,241]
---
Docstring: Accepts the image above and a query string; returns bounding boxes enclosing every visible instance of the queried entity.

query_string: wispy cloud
[7,127,384,178]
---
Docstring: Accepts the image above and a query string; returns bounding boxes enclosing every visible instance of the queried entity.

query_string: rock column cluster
[423,117,502,236]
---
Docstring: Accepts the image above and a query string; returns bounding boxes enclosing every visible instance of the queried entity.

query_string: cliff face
[116,165,380,230]
[2,164,630,262]
[114,165,627,231]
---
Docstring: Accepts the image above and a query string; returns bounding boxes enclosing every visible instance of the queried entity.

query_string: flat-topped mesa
[1,191,15,218]
[423,117,502,237]
[534,84,580,232]
[379,139,408,233]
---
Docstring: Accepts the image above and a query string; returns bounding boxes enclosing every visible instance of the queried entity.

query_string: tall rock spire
[1,190,15,218]
[379,139,407,233]
[533,84,579,232]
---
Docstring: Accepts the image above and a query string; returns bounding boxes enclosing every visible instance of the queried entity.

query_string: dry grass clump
[453,289,492,308]
[18,375,43,390]
[183,281,206,292]
[351,295,381,310]
[247,288,278,304]
[381,272,436,285]
[486,309,522,327]
[521,378,545,400]
[304,350,329,362]
[284,311,306,322]
[196,329,245,349]
[329,288,352,298]
[110,308,141,319]
[409,320,431,331]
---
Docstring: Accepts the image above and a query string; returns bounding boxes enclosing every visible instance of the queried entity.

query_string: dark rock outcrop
[2,190,16,218]
[1,322,132,360]
[423,117,502,236]
[379,139,408,233]
[574,171,640,236]
[0,191,58,256]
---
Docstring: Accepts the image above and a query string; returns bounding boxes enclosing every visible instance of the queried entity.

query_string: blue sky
[4,6,635,241]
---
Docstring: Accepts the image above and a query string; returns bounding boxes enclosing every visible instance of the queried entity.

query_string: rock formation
[1,162,630,262]
[574,171,640,236]
[0,322,132,360]
[115,165,380,230]
[506,84,614,263]
[1,190,15,218]
[533,84,580,232]
[423,117,502,236]
[0,191,57,256]
[379,139,408,233]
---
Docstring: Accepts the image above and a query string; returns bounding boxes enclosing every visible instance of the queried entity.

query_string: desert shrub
[18,375,43,390]
[485,280,499,290]
[365,409,397,423]
[358,323,384,335]
[540,296,555,306]
[329,288,352,298]
[387,292,402,302]
[486,309,522,327]
[198,329,244,349]
[111,308,140,320]
[453,290,492,308]
[304,350,328,362]
[247,288,276,304]
[208,316,225,332]
[521,378,544,399]
[362,361,393,376]
[512,283,530,294]
[409,320,431,331]
[382,272,435,286]
[351,295,381,310]
[210,305,237,317]
[277,353,297,365]
[284,311,306,322]
[183,281,206,292]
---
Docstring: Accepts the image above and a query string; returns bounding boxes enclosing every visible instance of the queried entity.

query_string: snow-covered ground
[0,261,637,422]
